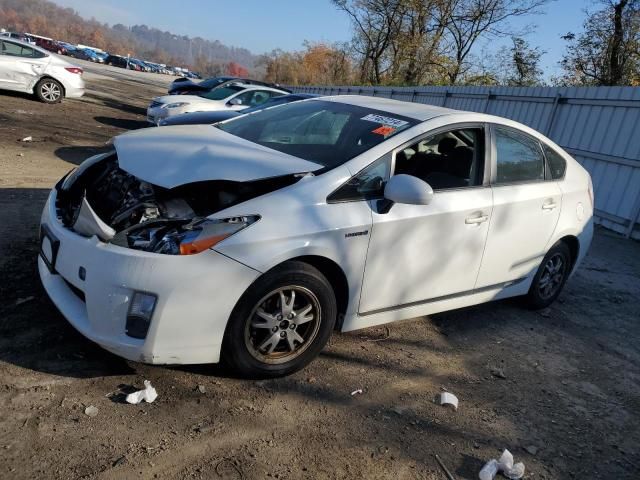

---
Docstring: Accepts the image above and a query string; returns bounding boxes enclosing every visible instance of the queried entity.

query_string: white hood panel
[113,125,322,189]
[153,94,212,104]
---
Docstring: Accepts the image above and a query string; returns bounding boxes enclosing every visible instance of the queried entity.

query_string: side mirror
[383,174,434,207]
[229,98,243,106]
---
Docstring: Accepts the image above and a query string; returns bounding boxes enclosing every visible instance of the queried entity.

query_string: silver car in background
[0,38,85,103]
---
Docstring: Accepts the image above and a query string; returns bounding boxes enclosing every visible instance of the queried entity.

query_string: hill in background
[0,0,258,75]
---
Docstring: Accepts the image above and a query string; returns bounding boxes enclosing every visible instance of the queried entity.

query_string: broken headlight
[128,215,259,255]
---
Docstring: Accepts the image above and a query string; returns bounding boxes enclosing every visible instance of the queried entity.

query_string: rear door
[475,125,562,288]
[0,40,49,92]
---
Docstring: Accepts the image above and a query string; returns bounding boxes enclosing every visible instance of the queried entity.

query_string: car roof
[230,85,289,94]
[319,95,457,121]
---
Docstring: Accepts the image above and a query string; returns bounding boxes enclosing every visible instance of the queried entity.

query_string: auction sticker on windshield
[361,114,409,128]
[372,125,396,136]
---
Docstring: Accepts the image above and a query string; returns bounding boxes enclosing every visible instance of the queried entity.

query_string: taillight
[65,67,83,74]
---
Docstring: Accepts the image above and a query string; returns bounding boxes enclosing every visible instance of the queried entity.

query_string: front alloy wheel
[223,261,337,378]
[245,287,321,364]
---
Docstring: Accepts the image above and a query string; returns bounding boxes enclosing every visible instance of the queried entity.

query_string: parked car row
[0,29,200,77]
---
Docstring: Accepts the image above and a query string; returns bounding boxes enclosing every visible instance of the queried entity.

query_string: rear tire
[35,78,63,104]
[222,261,337,378]
[524,241,572,309]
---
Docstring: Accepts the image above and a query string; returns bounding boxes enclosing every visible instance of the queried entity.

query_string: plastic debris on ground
[21,136,33,142]
[437,392,459,411]
[479,449,525,480]
[125,380,158,404]
[350,389,363,396]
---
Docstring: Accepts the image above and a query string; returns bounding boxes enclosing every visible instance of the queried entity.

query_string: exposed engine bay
[55,153,301,255]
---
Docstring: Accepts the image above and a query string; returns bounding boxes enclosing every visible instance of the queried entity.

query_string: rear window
[216,100,418,168]
[543,144,567,179]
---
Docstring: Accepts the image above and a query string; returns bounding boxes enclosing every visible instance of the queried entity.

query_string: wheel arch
[558,235,580,272]
[35,75,66,97]
[286,255,349,329]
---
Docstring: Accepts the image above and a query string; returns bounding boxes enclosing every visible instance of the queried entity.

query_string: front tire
[223,261,337,378]
[35,78,63,103]
[524,241,572,309]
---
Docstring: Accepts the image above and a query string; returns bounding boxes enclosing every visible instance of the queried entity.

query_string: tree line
[0,0,256,75]
[261,0,640,87]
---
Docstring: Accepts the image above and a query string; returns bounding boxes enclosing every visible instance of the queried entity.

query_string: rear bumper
[38,188,260,364]
[65,86,85,98]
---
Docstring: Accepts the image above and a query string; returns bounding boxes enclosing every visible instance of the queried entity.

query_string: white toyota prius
[39,96,593,377]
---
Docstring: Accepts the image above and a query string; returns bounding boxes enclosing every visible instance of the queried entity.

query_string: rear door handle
[465,215,489,224]
[542,202,558,210]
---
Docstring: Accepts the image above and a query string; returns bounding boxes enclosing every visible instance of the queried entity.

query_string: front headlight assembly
[164,102,188,109]
[126,215,259,255]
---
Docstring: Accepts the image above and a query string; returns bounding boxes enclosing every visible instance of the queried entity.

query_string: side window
[1,41,45,58]
[229,90,253,106]
[542,144,567,180]
[1,40,25,56]
[494,127,545,184]
[248,90,273,107]
[328,156,390,202]
[394,127,484,190]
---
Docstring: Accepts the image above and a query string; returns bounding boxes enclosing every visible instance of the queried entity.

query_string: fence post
[442,90,449,107]
[545,94,562,137]
[626,193,640,238]
[411,89,417,103]
[483,90,492,113]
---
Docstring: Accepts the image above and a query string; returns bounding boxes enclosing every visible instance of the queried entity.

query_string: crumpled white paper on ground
[125,380,158,404]
[479,449,525,480]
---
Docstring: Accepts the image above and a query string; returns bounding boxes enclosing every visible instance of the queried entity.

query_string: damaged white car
[39,96,593,377]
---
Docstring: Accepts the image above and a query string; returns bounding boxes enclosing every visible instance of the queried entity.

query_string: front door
[359,126,493,314]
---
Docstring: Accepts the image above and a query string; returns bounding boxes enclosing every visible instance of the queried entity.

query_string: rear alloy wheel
[524,241,571,309]
[223,261,337,378]
[35,78,63,104]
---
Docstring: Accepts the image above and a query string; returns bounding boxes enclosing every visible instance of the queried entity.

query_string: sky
[50,0,595,78]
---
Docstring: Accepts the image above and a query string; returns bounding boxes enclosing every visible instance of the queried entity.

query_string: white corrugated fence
[289,85,640,240]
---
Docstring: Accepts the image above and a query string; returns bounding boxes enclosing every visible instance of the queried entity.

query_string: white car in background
[39,96,593,378]
[0,38,84,103]
[146,84,288,125]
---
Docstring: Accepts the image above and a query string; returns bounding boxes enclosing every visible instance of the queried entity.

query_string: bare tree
[441,0,549,84]
[559,0,640,85]
[333,0,407,84]
[391,0,453,84]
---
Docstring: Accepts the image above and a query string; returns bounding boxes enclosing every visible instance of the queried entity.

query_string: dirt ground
[0,64,639,480]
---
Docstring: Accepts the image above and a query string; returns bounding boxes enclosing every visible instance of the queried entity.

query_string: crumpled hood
[113,125,322,188]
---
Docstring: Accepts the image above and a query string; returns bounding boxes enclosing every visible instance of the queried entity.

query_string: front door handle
[465,215,489,224]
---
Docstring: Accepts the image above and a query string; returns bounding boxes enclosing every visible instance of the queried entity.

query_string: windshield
[217,100,418,168]
[199,85,245,101]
